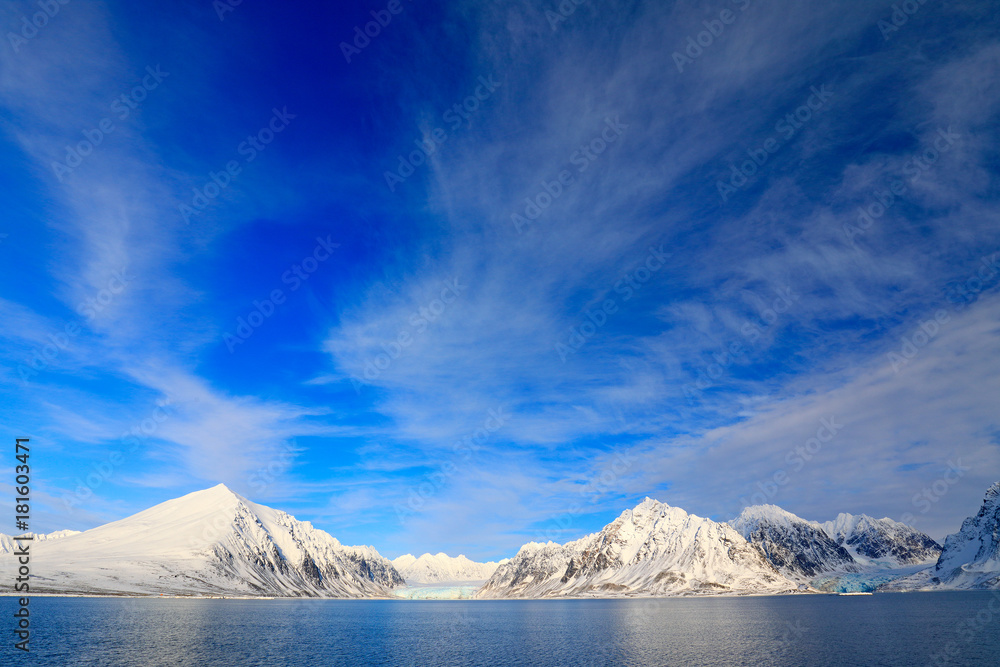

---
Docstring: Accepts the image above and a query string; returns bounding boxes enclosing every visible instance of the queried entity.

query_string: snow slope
[818,513,941,566]
[0,484,402,597]
[476,498,798,598]
[730,505,858,580]
[933,481,1000,588]
[392,552,507,584]
[10,484,994,598]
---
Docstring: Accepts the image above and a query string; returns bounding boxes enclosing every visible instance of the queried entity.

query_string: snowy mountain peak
[618,497,700,529]
[985,481,1000,502]
[934,480,1000,589]
[632,496,667,512]
[187,482,241,503]
[478,497,796,598]
[730,505,858,580]
[819,513,940,566]
[516,541,563,555]
[43,529,83,539]
[392,552,507,584]
[732,504,808,531]
[393,553,417,569]
[820,512,863,538]
[0,488,402,597]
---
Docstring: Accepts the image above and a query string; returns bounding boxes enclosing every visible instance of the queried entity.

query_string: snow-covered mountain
[730,505,858,580]
[818,513,941,566]
[932,481,1000,589]
[476,498,798,598]
[392,552,507,584]
[0,530,80,553]
[0,484,402,597]
[11,484,995,598]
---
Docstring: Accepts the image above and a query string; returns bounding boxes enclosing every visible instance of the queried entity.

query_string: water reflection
[13,592,1000,666]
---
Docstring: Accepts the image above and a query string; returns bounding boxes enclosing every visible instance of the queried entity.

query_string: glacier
[391,552,507,599]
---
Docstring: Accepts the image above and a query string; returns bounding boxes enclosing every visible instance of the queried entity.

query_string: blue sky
[1,0,998,561]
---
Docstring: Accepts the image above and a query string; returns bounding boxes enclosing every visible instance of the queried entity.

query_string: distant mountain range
[392,552,507,584]
[477,498,798,598]
[3,481,998,598]
[818,512,943,566]
[477,482,998,597]
[730,505,861,581]
[0,529,80,553]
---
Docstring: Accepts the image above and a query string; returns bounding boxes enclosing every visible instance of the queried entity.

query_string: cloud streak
[0,0,997,560]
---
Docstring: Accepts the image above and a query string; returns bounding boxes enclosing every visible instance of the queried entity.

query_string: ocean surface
[6,592,999,666]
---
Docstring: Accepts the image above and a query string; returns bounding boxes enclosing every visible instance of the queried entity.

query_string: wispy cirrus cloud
[0,0,997,561]
[0,1,332,524]
[312,0,1000,555]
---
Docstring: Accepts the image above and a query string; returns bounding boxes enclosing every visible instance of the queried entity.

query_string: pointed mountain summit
[818,513,941,566]
[477,497,797,598]
[1,484,402,597]
[933,481,1000,589]
[730,505,858,580]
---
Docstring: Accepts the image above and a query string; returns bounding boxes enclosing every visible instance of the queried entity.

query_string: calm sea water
[5,592,999,666]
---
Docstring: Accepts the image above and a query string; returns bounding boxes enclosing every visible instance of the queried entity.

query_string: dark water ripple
[5,591,999,666]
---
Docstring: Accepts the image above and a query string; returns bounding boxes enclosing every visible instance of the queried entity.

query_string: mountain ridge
[817,512,942,566]
[476,497,799,598]
[5,481,997,597]
[933,481,1000,588]
[0,483,402,597]
[392,552,507,584]
[730,504,859,580]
